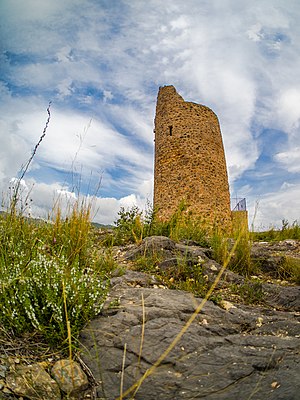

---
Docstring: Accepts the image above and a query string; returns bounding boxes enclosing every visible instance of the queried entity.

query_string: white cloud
[91,193,149,225]
[0,123,29,181]
[56,189,77,200]
[2,0,73,21]
[106,103,154,146]
[137,179,153,199]
[276,88,300,133]
[8,177,29,202]
[280,181,296,190]
[249,182,300,230]
[3,177,147,225]
[170,15,189,31]
[56,46,74,63]
[0,99,153,178]
[119,194,139,208]
[275,147,300,172]
[57,78,73,98]
[103,90,113,103]
[0,93,154,224]
[247,23,264,42]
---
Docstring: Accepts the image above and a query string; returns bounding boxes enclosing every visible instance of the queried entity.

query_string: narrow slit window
[169,125,173,136]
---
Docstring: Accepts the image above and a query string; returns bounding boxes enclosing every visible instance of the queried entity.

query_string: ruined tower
[153,85,232,229]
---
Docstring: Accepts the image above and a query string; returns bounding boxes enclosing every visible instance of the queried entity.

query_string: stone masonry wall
[153,85,232,229]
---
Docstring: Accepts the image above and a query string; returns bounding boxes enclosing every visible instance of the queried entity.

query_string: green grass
[230,279,265,305]
[252,219,300,242]
[0,201,116,347]
[278,256,300,284]
[163,261,210,298]
[134,252,210,296]
[210,224,256,277]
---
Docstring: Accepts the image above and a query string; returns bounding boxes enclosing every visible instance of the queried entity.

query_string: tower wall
[153,85,232,230]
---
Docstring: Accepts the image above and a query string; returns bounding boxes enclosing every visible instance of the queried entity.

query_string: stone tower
[153,85,232,229]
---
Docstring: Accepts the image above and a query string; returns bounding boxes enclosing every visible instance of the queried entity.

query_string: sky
[1,0,300,229]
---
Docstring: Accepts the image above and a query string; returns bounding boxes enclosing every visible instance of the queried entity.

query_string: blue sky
[1,0,300,228]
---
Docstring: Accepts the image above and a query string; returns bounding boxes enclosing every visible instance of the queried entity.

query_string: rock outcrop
[80,237,300,400]
[1,237,299,399]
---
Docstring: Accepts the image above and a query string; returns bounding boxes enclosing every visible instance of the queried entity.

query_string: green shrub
[113,206,144,245]
[0,202,113,346]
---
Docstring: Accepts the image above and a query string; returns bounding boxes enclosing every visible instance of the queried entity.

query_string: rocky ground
[1,236,300,399]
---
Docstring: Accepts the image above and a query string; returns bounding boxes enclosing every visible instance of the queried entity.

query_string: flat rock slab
[79,272,300,400]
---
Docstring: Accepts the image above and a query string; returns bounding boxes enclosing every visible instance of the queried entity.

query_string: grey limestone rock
[51,359,89,395]
[6,363,61,400]
[124,236,177,260]
[80,279,300,400]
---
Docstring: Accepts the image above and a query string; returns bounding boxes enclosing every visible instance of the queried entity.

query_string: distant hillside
[92,222,114,229]
[0,210,114,229]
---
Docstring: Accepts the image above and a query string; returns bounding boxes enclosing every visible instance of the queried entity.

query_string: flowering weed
[0,202,113,347]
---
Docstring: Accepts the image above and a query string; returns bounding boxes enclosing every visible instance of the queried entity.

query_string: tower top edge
[186,101,218,117]
[158,85,177,93]
[157,86,218,118]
